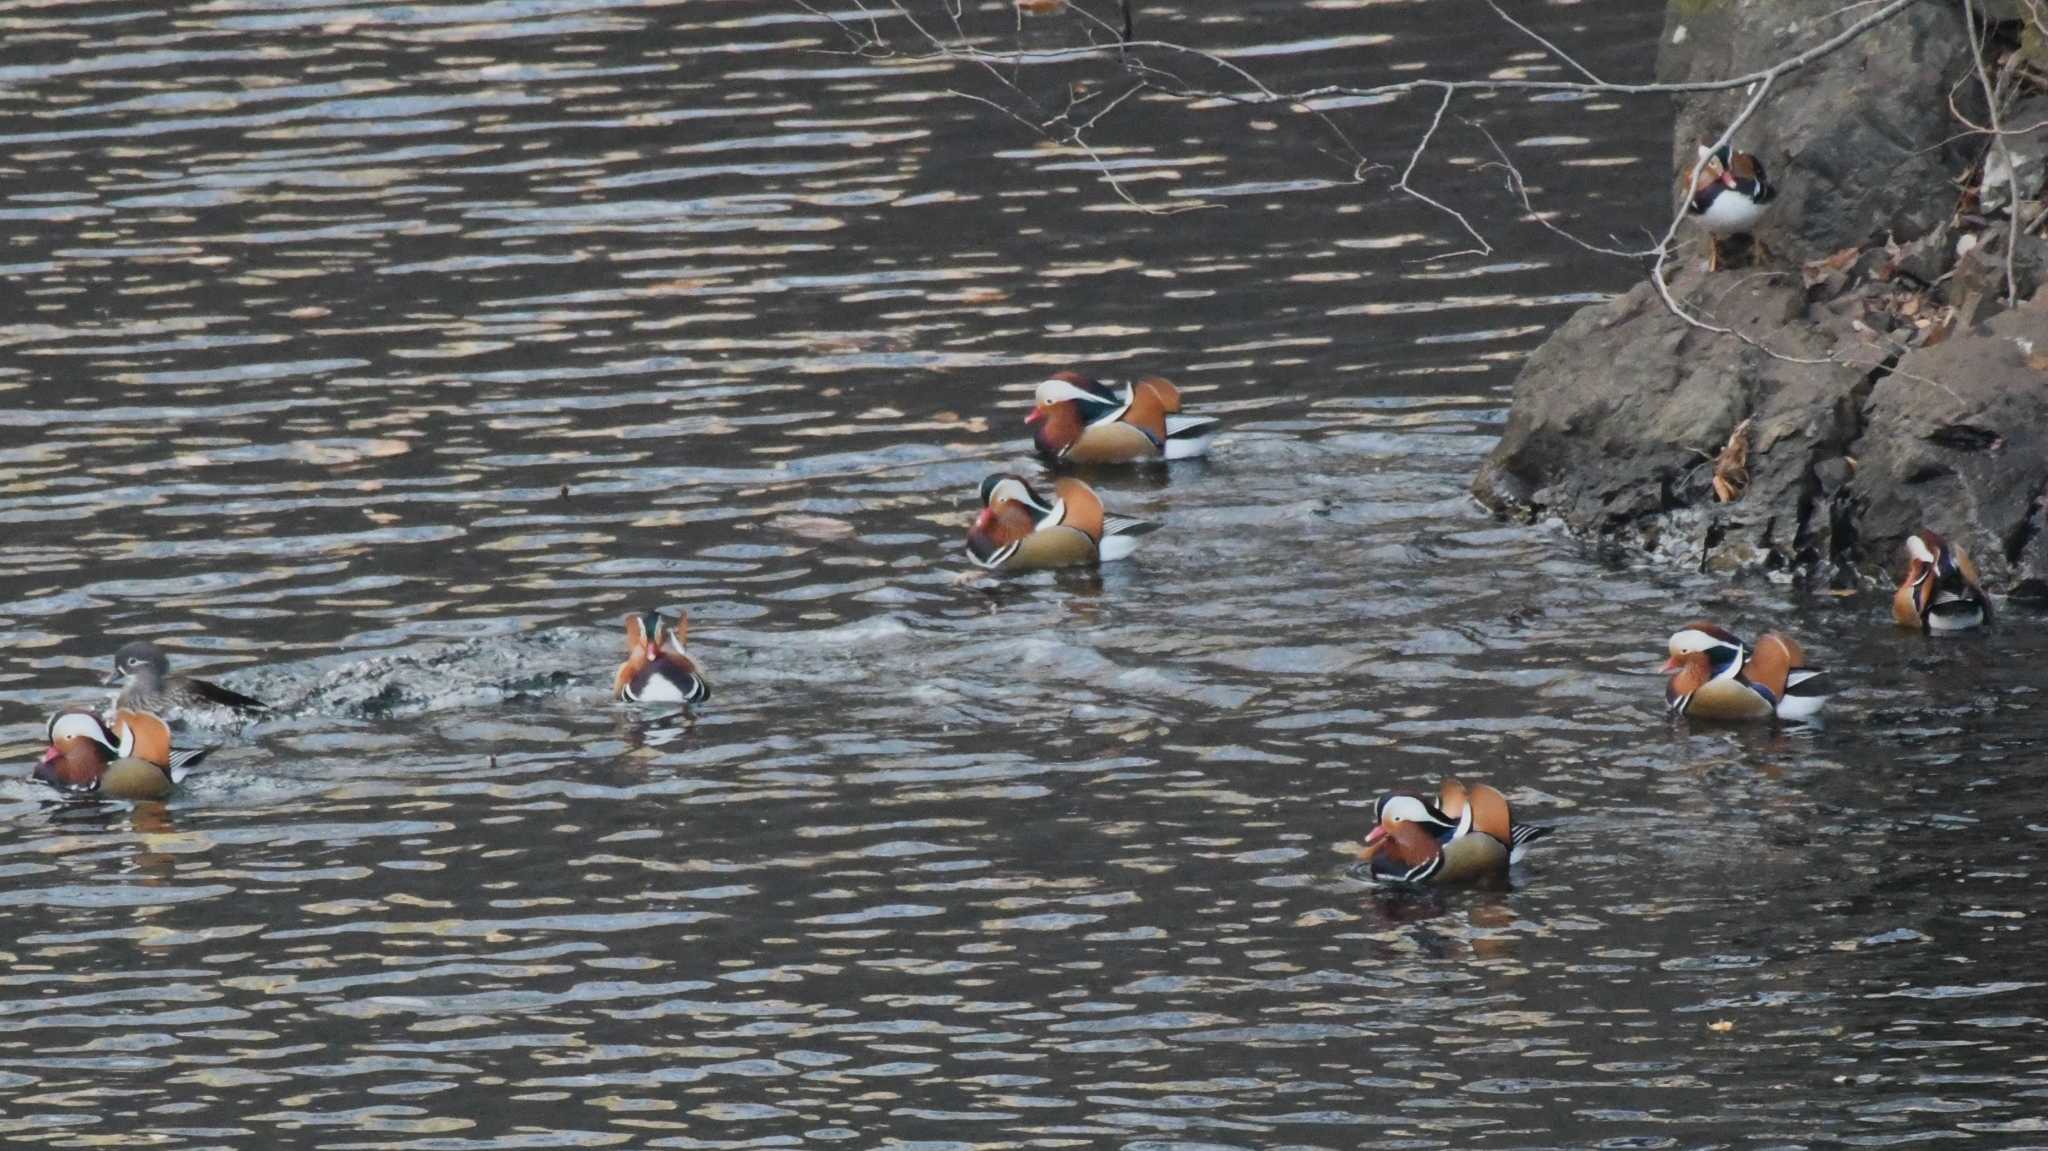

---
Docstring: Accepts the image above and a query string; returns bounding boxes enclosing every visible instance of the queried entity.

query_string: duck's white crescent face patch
[1379,795,1434,824]
[1035,379,1099,406]
[1668,628,1727,655]
[1907,534,1937,564]
[48,712,110,746]
[986,478,1032,508]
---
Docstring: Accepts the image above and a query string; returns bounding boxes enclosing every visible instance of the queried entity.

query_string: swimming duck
[1893,530,1990,633]
[613,611,711,705]
[1358,779,1550,886]
[104,640,270,718]
[1026,371,1220,463]
[965,473,1158,571]
[1686,142,1775,272]
[1663,622,1828,720]
[35,708,210,800]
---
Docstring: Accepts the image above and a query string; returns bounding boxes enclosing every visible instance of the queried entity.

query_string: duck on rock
[1685,142,1775,272]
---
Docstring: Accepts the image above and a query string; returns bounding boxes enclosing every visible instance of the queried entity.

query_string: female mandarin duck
[36,708,210,800]
[1686,142,1775,272]
[1358,779,1551,886]
[1026,371,1220,463]
[1894,530,1990,632]
[1663,622,1828,721]
[104,640,269,719]
[965,473,1158,572]
[613,611,710,705]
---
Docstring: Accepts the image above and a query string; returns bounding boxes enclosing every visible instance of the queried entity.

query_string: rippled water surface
[4,1,2048,1147]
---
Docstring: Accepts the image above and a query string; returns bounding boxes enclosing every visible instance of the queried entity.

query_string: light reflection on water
[0,0,2045,1147]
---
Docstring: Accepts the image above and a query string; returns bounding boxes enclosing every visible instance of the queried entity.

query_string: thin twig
[1470,119,1657,258]
[1397,85,1490,257]
[1485,0,1604,85]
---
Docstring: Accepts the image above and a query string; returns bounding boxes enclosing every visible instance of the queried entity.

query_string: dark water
[3,1,2048,1147]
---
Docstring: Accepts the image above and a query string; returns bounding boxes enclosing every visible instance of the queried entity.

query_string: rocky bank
[1472,0,2048,599]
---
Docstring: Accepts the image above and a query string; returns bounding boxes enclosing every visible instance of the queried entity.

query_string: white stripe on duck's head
[624,611,666,654]
[1907,530,1961,577]
[1032,371,1115,408]
[1663,621,1747,680]
[106,639,170,686]
[978,473,1052,514]
[1666,622,1743,657]
[1360,791,1460,860]
[1372,792,1458,831]
[47,709,117,750]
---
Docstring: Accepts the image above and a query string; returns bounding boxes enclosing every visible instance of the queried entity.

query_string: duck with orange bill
[965,473,1158,572]
[1358,778,1551,887]
[35,708,210,801]
[1662,622,1828,721]
[1026,371,1220,463]
[1893,530,1990,633]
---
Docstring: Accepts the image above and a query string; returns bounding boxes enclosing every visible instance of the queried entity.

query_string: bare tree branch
[806,0,1947,376]
[1484,0,1605,85]
[1397,86,1489,257]
[1961,0,2020,305]
[1470,119,1658,258]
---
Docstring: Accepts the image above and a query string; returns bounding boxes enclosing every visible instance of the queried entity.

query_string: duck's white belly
[1699,191,1765,236]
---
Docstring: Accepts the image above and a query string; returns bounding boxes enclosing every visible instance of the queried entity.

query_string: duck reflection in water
[39,797,182,884]
[614,706,698,752]
[1364,886,1523,960]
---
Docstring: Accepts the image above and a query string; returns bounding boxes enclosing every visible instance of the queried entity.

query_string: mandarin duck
[965,473,1158,572]
[36,708,210,800]
[1686,142,1775,272]
[613,611,710,705]
[1359,779,1550,886]
[1663,622,1828,721]
[1027,371,1220,463]
[105,640,270,718]
[1893,530,1990,633]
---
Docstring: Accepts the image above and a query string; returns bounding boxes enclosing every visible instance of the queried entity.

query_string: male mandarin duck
[965,473,1158,572]
[1663,622,1828,721]
[1026,371,1220,463]
[1685,142,1775,272]
[1358,779,1551,886]
[36,708,210,800]
[105,640,270,718]
[613,611,710,705]
[1894,530,1990,633]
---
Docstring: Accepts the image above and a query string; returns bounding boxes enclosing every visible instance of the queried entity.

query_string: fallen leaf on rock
[1800,245,1860,289]
[1713,417,1752,504]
